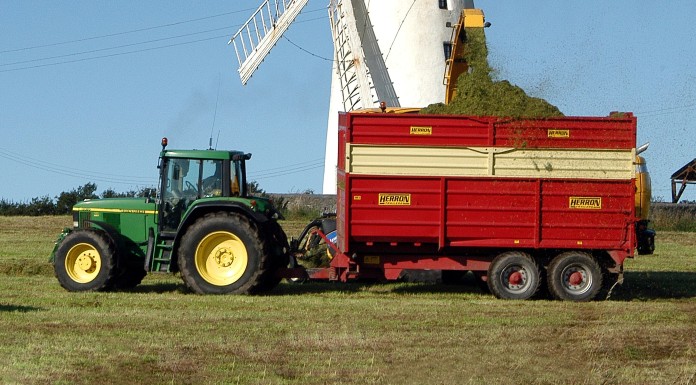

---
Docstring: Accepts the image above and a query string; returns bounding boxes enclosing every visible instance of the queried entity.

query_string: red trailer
[298,112,654,301]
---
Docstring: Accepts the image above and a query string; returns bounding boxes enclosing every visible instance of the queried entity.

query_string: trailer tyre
[488,251,540,300]
[178,212,267,294]
[54,230,118,292]
[547,251,602,302]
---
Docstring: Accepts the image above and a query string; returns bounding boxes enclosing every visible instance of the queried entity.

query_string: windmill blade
[229,0,309,84]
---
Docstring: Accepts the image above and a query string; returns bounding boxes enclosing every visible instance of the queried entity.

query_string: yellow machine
[635,154,652,220]
[444,8,488,104]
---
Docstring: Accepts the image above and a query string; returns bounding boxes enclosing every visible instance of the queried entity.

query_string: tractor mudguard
[168,201,277,272]
[49,228,72,263]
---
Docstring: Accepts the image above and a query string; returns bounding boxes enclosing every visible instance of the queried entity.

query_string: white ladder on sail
[329,0,379,111]
[229,0,309,84]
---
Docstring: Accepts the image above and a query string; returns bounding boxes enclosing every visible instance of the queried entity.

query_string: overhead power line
[635,102,696,117]
[0,7,258,54]
[282,35,333,62]
[253,158,324,174]
[0,26,241,68]
[0,148,155,186]
[0,145,323,186]
[249,157,325,181]
[251,162,324,181]
[1,6,328,54]
[0,12,329,73]
[0,35,229,73]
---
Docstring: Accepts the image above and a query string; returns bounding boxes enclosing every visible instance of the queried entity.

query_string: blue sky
[1,0,695,203]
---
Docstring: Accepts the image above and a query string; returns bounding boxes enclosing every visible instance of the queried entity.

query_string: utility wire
[1,26,241,67]
[0,7,258,54]
[282,35,333,62]
[251,162,324,181]
[384,0,417,62]
[1,14,330,73]
[253,158,324,174]
[0,151,156,186]
[0,144,323,185]
[0,148,152,181]
[635,102,696,117]
[1,6,328,54]
[0,35,229,73]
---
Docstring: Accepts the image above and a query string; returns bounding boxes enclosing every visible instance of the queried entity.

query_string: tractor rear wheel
[178,212,268,294]
[487,251,540,300]
[54,230,118,292]
[547,251,602,302]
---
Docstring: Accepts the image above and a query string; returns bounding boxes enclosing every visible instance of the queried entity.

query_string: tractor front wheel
[178,212,269,294]
[54,230,118,292]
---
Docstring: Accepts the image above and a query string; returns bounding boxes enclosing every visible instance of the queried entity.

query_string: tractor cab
[158,138,250,232]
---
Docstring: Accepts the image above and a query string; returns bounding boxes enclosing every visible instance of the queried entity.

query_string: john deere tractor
[50,138,289,294]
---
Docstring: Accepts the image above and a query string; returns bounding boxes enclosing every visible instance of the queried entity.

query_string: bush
[0,183,156,216]
[651,203,696,232]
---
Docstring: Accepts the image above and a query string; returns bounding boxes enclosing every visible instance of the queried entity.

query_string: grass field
[0,216,694,385]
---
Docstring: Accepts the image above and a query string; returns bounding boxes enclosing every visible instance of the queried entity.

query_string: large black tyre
[54,230,118,292]
[547,251,603,302]
[472,271,491,294]
[441,270,466,285]
[255,220,290,291]
[487,251,541,300]
[178,212,269,294]
[112,256,147,290]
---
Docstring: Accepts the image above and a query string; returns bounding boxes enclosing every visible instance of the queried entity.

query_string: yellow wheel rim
[65,243,102,283]
[195,231,248,286]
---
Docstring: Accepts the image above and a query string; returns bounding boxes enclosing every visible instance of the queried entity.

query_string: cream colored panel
[494,149,635,179]
[348,145,490,176]
[347,144,634,180]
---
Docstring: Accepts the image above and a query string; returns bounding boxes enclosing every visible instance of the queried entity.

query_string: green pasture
[0,217,694,384]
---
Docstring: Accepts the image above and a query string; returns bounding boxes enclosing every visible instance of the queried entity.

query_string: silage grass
[422,28,563,118]
[0,216,695,384]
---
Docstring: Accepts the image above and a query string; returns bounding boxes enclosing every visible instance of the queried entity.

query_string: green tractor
[50,138,289,294]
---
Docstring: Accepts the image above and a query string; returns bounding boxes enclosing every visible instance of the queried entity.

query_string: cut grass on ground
[0,216,694,385]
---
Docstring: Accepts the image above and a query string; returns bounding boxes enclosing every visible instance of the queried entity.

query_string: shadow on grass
[609,271,696,301]
[0,304,44,312]
[270,281,366,295]
[269,272,485,296]
[114,271,696,300]
[268,271,696,301]
[128,282,188,294]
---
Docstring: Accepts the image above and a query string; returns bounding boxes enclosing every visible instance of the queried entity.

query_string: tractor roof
[161,149,250,161]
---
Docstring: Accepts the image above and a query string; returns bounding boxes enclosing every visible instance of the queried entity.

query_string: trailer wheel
[178,212,267,294]
[54,230,117,292]
[547,251,602,302]
[487,251,540,300]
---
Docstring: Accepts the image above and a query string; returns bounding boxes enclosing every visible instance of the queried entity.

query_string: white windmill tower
[229,0,479,194]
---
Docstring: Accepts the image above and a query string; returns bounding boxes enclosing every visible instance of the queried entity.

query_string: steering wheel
[203,177,220,190]
[185,181,197,192]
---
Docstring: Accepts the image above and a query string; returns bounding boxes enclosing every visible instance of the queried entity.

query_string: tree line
[0,183,156,216]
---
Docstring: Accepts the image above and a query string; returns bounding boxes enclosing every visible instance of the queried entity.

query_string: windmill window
[443,42,453,60]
